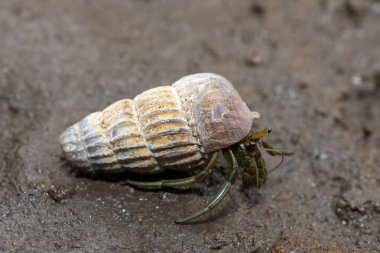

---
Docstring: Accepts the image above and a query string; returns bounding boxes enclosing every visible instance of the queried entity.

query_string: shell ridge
[137,99,177,111]
[154,145,199,159]
[134,86,205,170]
[139,108,181,123]
[149,140,194,152]
[103,98,161,173]
[172,82,207,162]
[172,81,209,168]
[142,118,188,133]
[100,109,122,170]
[144,128,191,140]
[112,144,147,152]
[132,97,160,169]
[75,123,91,166]
[108,119,139,131]
[79,112,119,169]
[76,117,95,171]
[110,132,141,143]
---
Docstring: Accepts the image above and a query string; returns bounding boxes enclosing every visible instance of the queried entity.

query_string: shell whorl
[60,73,255,173]
[172,73,254,153]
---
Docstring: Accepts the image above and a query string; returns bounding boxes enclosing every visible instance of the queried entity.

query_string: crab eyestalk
[253,128,271,141]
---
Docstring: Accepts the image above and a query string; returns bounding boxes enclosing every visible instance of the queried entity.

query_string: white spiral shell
[60,73,257,174]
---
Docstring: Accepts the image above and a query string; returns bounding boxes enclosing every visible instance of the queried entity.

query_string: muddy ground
[0,0,379,252]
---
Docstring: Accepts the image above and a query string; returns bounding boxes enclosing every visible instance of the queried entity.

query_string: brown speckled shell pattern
[60,73,254,174]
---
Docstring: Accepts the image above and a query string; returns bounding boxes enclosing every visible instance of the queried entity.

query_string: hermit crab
[60,73,292,224]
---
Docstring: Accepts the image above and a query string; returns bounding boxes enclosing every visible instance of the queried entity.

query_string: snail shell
[60,73,258,174]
